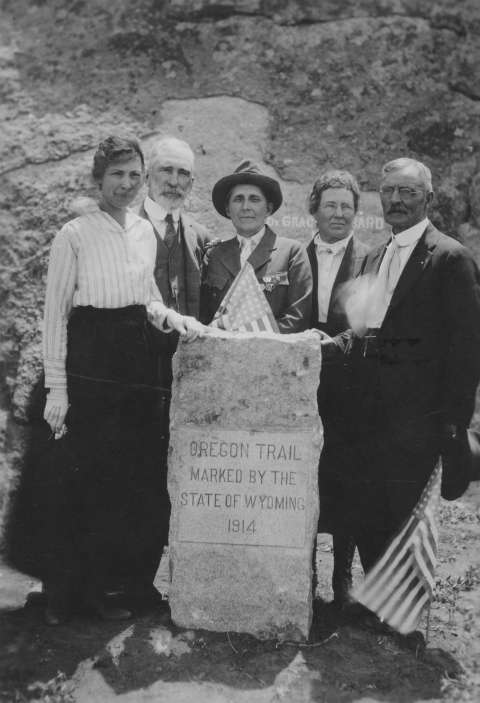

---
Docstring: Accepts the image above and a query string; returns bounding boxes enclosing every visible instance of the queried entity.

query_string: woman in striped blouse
[37,135,204,625]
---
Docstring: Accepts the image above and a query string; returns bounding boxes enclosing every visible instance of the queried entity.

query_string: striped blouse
[43,207,163,390]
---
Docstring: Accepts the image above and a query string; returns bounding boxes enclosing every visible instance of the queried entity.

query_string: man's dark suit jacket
[138,202,211,387]
[200,226,312,333]
[137,202,210,319]
[350,222,480,531]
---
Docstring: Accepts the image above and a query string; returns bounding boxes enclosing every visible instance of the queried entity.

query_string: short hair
[148,136,195,173]
[92,136,144,182]
[381,158,433,192]
[308,169,360,215]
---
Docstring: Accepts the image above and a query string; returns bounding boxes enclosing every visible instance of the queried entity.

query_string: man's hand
[43,388,69,434]
[166,311,206,342]
[312,328,354,363]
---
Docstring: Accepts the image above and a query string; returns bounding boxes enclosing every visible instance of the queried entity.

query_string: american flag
[352,464,441,634]
[209,262,279,333]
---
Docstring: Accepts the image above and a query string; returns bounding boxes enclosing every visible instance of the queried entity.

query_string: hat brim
[212,172,283,218]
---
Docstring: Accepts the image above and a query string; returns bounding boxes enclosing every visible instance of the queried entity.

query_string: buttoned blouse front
[314,232,352,323]
[43,207,162,390]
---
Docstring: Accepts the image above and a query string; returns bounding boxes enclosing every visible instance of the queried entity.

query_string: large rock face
[1,0,480,541]
[167,332,322,639]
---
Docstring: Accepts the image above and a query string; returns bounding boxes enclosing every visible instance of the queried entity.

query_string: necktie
[364,239,401,328]
[239,237,251,265]
[164,213,177,249]
[385,239,402,293]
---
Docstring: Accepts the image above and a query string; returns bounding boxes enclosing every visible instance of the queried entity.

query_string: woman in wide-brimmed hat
[200,160,312,331]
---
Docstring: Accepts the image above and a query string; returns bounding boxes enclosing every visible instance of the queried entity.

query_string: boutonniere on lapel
[261,272,288,292]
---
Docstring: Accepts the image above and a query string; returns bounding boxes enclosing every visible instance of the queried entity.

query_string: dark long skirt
[7,305,169,605]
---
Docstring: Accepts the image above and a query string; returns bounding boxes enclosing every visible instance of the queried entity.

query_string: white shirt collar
[392,218,429,247]
[314,232,352,254]
[97,206,144,232]
[237,226,266,249]
[144,195,180,223]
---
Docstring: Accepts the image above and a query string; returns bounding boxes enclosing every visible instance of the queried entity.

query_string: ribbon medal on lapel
[261,271,288,292]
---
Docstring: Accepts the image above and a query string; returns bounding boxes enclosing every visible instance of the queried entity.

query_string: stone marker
[168,331,322,640]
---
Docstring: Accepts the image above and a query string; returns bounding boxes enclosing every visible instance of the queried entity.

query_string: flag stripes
[352,464,441,634]
[209,262,279,333]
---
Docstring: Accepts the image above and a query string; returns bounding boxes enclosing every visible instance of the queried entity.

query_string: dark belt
[70,304,147,322]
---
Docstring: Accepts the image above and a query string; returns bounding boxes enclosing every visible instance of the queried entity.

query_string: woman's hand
[147,302,206,341]
[147,301,169,329]
[166,311,206,342]
[43,388,69,434]
[165,310,207,342]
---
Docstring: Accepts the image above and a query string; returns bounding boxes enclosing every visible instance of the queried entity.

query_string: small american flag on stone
[352,464,441,634]
[209,262,279,333]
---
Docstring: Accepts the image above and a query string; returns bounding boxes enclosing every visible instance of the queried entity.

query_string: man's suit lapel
[306,239,318,324]
[366,244,386,276]
[383,225,436,324]
[181,215,201,270]
[248,226,276,273]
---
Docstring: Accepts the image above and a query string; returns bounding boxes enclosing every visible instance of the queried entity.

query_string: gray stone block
[168,331,322,640]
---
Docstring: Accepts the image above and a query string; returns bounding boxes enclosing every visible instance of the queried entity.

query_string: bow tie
[315,241,346,255]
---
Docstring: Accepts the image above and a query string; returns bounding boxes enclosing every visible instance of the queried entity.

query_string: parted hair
[308,169,360,215]
[92,136,145,182]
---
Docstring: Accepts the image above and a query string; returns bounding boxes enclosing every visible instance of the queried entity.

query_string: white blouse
[43,207,163,390]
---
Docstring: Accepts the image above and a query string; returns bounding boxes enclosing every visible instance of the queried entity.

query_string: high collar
[391,217,429,247]
[314,231,352,254]
[144,195,180,223]
[236,225,266,250]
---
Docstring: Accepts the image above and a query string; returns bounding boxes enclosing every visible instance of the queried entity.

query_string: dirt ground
[0,485,478,703]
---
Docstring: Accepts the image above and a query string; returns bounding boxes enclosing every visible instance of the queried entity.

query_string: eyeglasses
[320,202,355,213]
[379,186,425,200]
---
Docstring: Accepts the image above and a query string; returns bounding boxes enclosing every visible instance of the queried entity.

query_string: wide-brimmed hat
[212,160,283,218]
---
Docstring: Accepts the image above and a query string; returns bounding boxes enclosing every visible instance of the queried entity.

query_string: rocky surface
[1,0,479,543]
[168,332,322,639]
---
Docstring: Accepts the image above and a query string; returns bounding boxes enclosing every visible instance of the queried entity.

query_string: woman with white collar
[38,135,203,624]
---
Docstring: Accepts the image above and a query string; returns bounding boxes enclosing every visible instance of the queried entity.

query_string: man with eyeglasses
[306,170,370,608]
[347,157,480,581]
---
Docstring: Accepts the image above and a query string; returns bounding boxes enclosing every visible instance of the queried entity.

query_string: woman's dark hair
[92,136,145,182]
[308,169,360,215]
